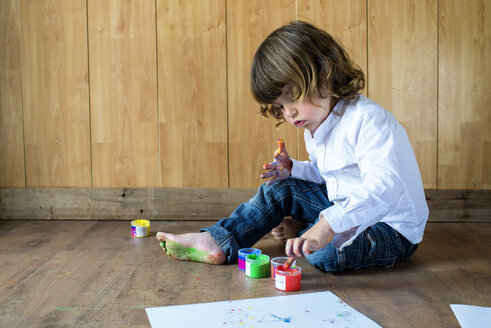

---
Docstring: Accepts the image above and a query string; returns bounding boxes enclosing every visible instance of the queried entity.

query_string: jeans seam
[217,234,233,249]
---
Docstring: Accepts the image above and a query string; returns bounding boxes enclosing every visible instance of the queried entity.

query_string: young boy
[156,21,428,272]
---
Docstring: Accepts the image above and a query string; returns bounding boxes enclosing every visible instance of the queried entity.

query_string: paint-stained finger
[262,162,278,170]
[277,138,286,152]
[261,170,278,179]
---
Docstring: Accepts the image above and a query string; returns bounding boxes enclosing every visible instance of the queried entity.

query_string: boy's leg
[201,178,331,264]
[271,217,307,242]
[305,222,418,272]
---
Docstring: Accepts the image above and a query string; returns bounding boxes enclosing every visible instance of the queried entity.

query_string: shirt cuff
[320,204,358,234]
[290,159,324,184]
[290,159,304,179]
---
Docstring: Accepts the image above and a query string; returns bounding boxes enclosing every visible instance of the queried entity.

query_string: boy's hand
[285,215,334,258]
[261,138,293,185]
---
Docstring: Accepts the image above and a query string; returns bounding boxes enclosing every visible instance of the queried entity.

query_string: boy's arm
[285,214,334,258]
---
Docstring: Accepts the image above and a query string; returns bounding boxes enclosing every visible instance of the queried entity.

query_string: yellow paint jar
[131,219,150,238]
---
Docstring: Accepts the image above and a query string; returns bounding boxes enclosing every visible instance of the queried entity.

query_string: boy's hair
[250,21,365,123]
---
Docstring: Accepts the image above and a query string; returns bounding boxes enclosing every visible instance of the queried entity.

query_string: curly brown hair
[250,21,365,124]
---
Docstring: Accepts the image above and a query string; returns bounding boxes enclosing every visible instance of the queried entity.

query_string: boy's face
[272,84,334,135]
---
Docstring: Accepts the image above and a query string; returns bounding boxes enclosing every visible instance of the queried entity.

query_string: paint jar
[270,257,296,280]
[238,248,261,271]
[275,266,302,291]
[131,219,150,238]
[245,254,270,278]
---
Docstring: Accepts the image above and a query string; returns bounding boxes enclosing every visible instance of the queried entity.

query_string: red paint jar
[275,266,302,291]
[270,257,296,280]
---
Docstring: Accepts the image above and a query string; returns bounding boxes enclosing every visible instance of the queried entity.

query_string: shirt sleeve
[321,108,406,245]
[290,158,325,184]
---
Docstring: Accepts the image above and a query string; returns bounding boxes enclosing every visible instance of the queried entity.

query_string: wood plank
[425,189,491,222]
[88,0,159,187]
[20,0,91,187]
[415,223,491,305]
[227,0,299,188]
[0,220,96,296]
[438,0,491,189]
[368,0,438,189]
[1,188,489,222]
[296,0,367,161]
[0,0,24,187]
[0,187,257,220]
[0,220,489,327]
[0,221,137,327]
[157,0,228,187]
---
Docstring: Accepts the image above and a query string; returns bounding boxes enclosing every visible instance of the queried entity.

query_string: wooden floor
[0,220,490,328]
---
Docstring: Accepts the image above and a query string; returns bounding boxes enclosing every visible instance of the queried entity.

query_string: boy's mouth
[294,120,306,127]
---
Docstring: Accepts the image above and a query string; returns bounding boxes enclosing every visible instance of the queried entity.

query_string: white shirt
[291,95,429,248]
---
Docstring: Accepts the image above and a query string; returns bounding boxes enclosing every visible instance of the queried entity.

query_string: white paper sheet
[450,304,491,328]
[146,291,381,328]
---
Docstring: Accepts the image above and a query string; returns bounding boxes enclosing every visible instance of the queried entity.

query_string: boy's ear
[318,85,332,98]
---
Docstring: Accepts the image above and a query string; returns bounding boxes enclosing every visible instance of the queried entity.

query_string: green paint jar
[245,254,270,278]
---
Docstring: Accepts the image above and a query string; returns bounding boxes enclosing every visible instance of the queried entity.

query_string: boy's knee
[256,179,293,200]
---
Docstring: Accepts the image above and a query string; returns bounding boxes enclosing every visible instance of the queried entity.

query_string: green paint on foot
[164,239,211,263]
[159,240,171,256]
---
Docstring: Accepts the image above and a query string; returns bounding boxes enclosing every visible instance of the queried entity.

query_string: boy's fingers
[292,238,305,258]
[262,162,278,170]
[277,138,286,152]
[285,239,295,257]
[275,138,286,157]
[302,240,315,255]
[261,170,278,179]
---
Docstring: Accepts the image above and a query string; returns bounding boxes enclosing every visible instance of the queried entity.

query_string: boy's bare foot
[156,231,226,264]
[271,217,306,243]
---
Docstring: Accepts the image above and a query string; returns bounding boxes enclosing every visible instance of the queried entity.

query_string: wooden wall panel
[1,1,489,190]
[296,0,367,83]
[296,0,367,161]
[438,0,491,189]
[368,0,438,189]
[89,0,159,187]
[0,0,24,187]
[157,0,228,187]
[21,0,91,187]
[227,0,298,188]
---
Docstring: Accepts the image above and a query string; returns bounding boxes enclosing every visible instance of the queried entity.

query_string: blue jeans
[202,178,418,272]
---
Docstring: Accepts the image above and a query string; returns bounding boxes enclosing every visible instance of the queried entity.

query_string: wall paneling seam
[154,0,162,187]
[18,0,27,188]
[85,0,94,188]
